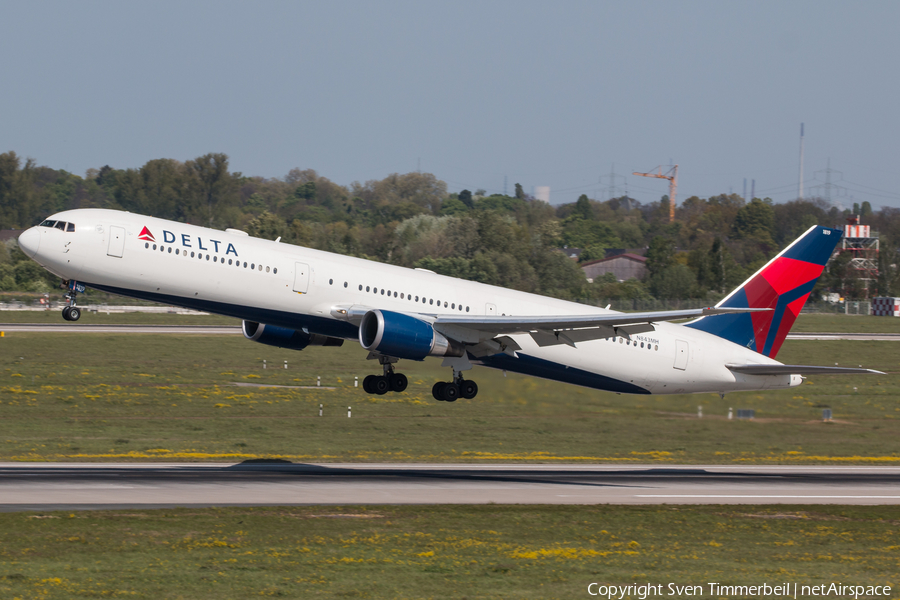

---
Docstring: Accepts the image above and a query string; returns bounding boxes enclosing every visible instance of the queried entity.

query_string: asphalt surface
[1,463,899,511]
[3,323,900,340]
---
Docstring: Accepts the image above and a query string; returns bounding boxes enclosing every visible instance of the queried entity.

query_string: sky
[2,0,899,209]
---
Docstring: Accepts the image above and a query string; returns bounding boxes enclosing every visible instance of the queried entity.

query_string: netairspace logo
[586,582,892,599]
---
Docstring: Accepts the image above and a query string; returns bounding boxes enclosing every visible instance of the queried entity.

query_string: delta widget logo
[138,226,155,242]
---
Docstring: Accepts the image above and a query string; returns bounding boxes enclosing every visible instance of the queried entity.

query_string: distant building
[581,253,647,282]
[561,246,583,260]
[534,186,550,203]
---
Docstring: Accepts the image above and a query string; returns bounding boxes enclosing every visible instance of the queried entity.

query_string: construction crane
[633,165,678,222]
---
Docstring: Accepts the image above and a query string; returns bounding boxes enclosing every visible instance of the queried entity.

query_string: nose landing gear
[62,306,81,321]
[61,280,83,321]
[362,355,408,395]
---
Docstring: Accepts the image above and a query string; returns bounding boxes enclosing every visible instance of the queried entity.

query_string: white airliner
[17,209,879,400]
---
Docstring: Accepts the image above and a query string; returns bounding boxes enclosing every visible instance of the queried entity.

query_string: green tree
[439,198,468,216]
[732,198,776,252]
[650,264,697,299]
[186,153,236,227]
[645,236,676,277]
[246,211,290,242]
[0,151,22,228]
[574,194,592,220]
[514,183,524,200]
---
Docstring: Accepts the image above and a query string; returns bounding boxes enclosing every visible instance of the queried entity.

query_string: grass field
[0,330,897,464]
[0,310,240,325]
[0,504,897,599]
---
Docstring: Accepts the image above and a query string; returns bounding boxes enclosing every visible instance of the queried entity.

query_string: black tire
[443,383,459,402]
[61,307,72,321]
[390,373,408,393]
[373,376,390,395]
[432,382,445,401]
[68,306,81,321]
[460,380,478,399]
[363,375,377,394]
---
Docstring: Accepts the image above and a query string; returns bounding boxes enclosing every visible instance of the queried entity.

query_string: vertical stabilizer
[686,225,841,358]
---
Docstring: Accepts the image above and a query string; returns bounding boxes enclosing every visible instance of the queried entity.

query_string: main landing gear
[361,355,479,401]
[362,356,409,395]
[61,280,82,321]
[432,373,478,402]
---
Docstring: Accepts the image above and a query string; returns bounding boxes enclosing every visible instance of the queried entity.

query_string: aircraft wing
[433,307,767,335]
[726,364,884,375]
[428,306,770,348]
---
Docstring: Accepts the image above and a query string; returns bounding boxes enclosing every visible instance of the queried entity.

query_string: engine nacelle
[242,321,344,351]
[359,309,465,360]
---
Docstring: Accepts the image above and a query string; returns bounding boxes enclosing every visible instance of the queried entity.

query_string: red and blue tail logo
[686,225,842,358]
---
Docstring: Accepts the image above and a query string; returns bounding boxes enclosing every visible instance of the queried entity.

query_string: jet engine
[359,309,465,360]
[242,321,344,350]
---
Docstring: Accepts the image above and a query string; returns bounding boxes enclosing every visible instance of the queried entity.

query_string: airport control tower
[837,215,879,299]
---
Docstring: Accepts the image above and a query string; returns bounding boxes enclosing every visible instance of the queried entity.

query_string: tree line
[2,150,898,302]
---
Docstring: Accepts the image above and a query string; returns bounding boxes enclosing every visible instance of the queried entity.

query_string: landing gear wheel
[432,382,446,401]
[460,380,478,399]
[363,375,377,394]
[390,373,408,393]
[373,376,390,395]
[62,306,72,321]
[67,306,81,321]
[443,383,459,402]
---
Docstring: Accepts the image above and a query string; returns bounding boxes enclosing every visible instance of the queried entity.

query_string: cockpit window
[54,221,67,231]
[41,220,56,228]
[66,222,75,232]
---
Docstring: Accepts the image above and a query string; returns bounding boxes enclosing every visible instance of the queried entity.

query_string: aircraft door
[485,303,497,315]
[107,226,125,258]
[673,339,689,370]
[293,262,310,293]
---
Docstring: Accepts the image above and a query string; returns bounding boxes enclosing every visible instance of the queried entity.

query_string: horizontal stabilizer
[727,364,884,376]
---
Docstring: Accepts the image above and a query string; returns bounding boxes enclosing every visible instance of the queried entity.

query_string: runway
[2,323,899,341]
[1,463,899,511]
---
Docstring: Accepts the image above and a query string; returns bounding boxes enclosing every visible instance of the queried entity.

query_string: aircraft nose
[17,227,41,259]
